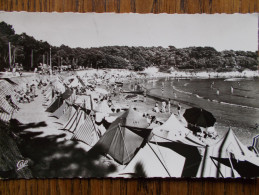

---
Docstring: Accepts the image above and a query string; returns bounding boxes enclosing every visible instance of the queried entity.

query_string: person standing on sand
[161,101,166,113]
[161,82,164,96]
[177,103,181,116]
[168,98,171,113]
[216,89,220,96]
[143,88,147,102]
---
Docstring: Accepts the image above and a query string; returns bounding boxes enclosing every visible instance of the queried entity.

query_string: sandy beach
[0,68,258,178]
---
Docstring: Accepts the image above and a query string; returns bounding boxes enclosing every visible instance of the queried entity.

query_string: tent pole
[210,157,224,178]
[118,124,131,164]
[147,142,171,177]
[227,152,238,178]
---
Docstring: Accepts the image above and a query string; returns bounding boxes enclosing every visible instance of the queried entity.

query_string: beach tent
[68,77,84,88]
[76,76,86,87]
[211,152,259,178]
[196,128,256,178]
[49,101,67,119]
[90,108,152,165]
[252,135,259,154]
[151,113,205,147]
[0,98,14,122]
[45,95,63,113]
[46,88,73,113]
[53,81,65,93]
[149,138,203,177]
[118,143,185,178]
[60,104,88,133]
[75,95,92,109]
[95,100,113,114]
[57,104,77,125]
[71,113,101,146]
[61,89,73,100]
[0,80,19,105]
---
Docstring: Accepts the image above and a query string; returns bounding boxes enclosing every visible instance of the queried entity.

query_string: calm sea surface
[146,78,259,145]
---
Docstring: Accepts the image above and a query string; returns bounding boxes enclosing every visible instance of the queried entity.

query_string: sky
[0,12,258,51]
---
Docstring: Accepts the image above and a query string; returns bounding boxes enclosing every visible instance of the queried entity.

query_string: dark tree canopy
[0,21,257,72]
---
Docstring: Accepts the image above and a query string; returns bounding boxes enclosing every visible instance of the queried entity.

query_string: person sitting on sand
[153,102,160,113]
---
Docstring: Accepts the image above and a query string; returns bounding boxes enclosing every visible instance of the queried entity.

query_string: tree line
[0,21,257,72]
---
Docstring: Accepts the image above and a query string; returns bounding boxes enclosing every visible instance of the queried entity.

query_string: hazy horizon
[0,12,258,52]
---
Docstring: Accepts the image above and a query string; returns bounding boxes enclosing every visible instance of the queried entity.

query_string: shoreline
[1,68,259,79]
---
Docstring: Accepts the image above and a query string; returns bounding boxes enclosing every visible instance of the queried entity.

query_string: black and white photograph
[0,12,258,179]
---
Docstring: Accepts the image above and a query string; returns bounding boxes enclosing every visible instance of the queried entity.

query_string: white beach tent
[95,100,113,114]
[196,128,256,178]
[151,113,205,147]
[118,143,185,178]
[68,77,84,88]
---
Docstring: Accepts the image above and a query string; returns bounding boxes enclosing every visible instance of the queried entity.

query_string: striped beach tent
[0,80,19,105]
[71,113,101,146]
[60,104,87,133]
[57,103,77,125]
[0,100,14,122]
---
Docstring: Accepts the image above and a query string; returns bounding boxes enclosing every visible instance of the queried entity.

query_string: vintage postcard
[0,12,258,179]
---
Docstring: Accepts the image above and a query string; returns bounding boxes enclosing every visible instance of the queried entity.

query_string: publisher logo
[16,160,29,171]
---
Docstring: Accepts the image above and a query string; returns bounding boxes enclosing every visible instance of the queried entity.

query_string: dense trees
[0,21,258,72]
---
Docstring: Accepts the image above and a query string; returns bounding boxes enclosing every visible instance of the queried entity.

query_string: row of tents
[0,76,39,179]
[42,75,259,178]
[0,73,258,178]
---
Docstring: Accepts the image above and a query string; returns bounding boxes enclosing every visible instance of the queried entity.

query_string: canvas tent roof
[95,100,113,114]
[149,140,202,177]
[57,104,77,125]
[60,104,87,133]
[151,113,205,147]
[45,96,63,113]
[90,109,152,165]
[0,84,15,122]
[71,114,101,146]
[118,143,185,178]
[49,102,67,119]
[196,128,256,178]
[68,77,83,88]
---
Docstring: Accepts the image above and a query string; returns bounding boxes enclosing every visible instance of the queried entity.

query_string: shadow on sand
[10,119,117,178]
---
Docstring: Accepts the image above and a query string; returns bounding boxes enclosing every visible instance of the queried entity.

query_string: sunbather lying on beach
[5,95,20,111]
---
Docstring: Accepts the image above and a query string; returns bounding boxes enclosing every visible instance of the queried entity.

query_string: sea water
[146,77,259,146]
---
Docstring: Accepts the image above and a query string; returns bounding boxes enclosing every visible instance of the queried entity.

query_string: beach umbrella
[252,135,259,154]
[183,107,216,128]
